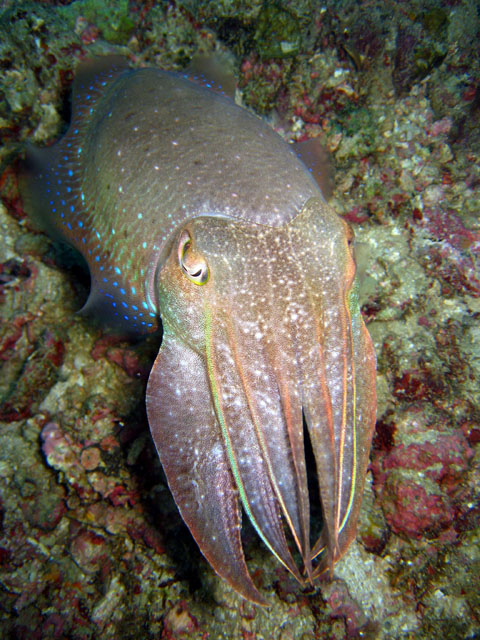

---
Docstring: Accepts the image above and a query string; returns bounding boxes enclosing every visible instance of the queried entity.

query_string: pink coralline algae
[381,476,456,539]
[41,422,142,507]
[80,446,102,471]
[91,334,152,379]
[325,582,369,637]
[70,527,110,575]
[427,116,452,137]
[372,420,474,539]
[40,420,166,558]
[418,205,480,296]
[20,484,66,532]
[382,435,473,489]
[41,422,95,500]
[163,601,200,636]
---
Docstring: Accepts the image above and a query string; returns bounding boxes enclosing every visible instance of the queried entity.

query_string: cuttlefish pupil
[178,229,209,285]
[21,56,376,605]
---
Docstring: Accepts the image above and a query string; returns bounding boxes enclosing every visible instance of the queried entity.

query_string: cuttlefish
[22,57,376,605]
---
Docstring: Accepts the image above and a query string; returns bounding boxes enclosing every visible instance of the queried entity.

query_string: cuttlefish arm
[146,197,376,602]
[147,332,269,604]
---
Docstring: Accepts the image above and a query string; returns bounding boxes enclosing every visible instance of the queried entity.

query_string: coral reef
[0,0,479,638]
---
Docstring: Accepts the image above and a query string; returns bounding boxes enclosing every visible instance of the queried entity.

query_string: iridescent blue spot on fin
[20,56,158,336]
[183,53,236,99]
[81,273,159,336]
[71,56,131,119]
[21,56,131,241]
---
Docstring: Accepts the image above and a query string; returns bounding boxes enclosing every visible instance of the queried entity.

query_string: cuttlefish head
[146,197,376,605]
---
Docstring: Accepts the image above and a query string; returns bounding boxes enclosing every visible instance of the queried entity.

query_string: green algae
[422,7,449,36]
[59,0,134,45]
[254,1,301,58]
[413,8,449,79]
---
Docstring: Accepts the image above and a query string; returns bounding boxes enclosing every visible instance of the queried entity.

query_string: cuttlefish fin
[146,332,267,606]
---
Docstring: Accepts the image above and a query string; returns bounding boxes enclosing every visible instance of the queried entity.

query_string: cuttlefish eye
[177,229,209,285]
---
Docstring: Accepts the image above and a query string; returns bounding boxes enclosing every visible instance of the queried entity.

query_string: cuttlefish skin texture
[22,59,376,605]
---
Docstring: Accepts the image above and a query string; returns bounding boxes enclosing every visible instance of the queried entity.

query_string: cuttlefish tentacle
[211,253,314,574]
[327,274,376,567]
[205,302,304,583]
[262,326,312,579]
[287,201,363,574]
[309,240,375,575]
[300,318,338,571]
